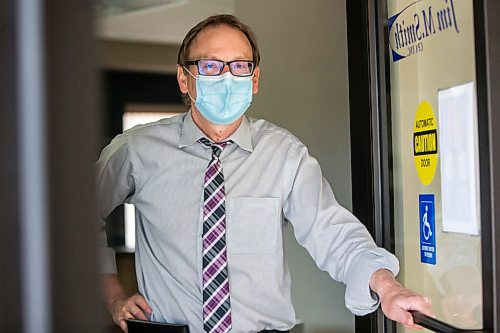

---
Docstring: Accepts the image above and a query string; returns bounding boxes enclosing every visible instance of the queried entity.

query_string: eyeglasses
[185,59,255,77]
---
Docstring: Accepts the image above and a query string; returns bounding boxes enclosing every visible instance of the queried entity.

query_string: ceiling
[95,0,235,45]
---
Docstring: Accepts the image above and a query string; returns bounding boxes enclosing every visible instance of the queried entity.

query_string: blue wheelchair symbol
[419,194,436,265]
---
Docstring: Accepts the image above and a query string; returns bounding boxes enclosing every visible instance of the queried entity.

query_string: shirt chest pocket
[226,197,280,255]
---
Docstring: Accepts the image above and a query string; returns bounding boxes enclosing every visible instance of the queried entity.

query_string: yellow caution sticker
[413,101,438,185]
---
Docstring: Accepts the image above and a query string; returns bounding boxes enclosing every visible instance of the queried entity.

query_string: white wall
[234,1,354,333]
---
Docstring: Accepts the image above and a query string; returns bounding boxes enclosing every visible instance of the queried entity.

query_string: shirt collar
[179,110,253,152]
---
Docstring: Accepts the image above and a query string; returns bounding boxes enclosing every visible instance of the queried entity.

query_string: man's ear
[177,65,189,93]
[252,67,260,94]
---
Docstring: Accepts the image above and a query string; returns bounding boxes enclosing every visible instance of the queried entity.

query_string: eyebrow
[195,58,253,62]
[192,53,252,61]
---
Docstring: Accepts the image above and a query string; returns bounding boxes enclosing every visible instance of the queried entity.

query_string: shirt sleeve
[283,144,399,316]
[95,132,136,274]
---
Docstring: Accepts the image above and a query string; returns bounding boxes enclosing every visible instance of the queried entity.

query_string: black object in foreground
[411,311,489,333]
[126,319,190,333]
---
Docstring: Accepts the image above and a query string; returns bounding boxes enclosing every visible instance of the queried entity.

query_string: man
[99,14,432,333]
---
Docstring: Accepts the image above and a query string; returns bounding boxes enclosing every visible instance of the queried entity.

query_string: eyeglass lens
[197,60,253,76]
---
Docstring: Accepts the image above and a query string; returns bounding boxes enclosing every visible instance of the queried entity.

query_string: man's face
[177,24,260,114]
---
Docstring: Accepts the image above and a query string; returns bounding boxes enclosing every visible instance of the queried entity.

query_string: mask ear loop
[182,66,197,104]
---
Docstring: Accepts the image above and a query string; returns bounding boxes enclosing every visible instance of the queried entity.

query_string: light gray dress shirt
[97,111,399,333]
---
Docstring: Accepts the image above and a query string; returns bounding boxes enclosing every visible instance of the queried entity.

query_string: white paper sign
[438,82,480,235]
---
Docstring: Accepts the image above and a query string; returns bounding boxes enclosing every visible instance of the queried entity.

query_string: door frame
[1,1,103,331]
[347,0,500,332]
[474,1,500,331]
[347,0,395,332]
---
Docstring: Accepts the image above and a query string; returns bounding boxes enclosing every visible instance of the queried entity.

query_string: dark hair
[177,14,260,105]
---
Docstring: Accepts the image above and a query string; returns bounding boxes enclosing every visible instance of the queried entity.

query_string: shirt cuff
[344,248,399,316]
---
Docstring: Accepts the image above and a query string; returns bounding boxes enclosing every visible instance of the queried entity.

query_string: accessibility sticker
[413,101,438,185]
[419,194,436,265]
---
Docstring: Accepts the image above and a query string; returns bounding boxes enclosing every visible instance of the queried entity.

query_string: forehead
[189,24,253,60]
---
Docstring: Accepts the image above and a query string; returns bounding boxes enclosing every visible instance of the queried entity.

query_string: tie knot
[199,138,231,158]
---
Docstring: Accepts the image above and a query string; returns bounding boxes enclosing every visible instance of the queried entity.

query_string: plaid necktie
[199,138,232,333]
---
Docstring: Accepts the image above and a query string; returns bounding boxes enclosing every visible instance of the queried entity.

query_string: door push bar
[411,311,490,333]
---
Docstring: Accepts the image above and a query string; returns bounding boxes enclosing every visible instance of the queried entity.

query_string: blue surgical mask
[186,70,253,125]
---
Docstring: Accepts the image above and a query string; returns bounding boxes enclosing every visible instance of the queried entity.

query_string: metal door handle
[411,311,489,333]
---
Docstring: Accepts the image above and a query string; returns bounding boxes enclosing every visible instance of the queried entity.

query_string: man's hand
[370,269,432,329]
[102,274,153,332]
[109,293,153,332]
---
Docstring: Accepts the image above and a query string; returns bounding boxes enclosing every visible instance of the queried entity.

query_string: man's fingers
[405,294,433,316]
[422,297,433,316]
[130,306,149,321]
[133,294,153,317]
[111,293,152,331]
[403,298,433,330]
[387,306,414,327]
[122,294,152,321]
[380,288,434,329]
[118,319,128,333]
[398,295,433,329]
[392,309,426,330]
[401,312,417,328]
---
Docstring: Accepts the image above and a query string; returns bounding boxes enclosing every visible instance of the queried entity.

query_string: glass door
[386,0,483,331]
